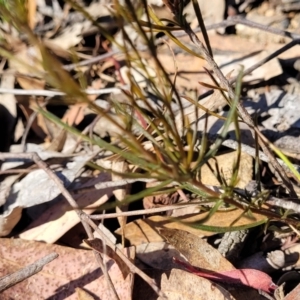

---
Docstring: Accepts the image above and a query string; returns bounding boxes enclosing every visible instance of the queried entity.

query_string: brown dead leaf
[136,242,183,270]
[143,186,181,210]
[159,269,235,300]
[19,173,113,243]
[194,151,253,189]
[0,238,133,300]
[116,209,267,246]
[149,51,207,92]
[9,44,45,90]
[159,228,234,271]
[62,102,87,126]
[149,209,266,235]
[115,218,164,246]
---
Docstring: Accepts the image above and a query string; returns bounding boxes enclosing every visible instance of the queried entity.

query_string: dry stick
[21,99,49,152]
[81,214,165,297]
[227,16,300,40]
[63,50,119,71]
[0,153,120,300]
[21,108,40,152]
[0,168,33,174]
[266,196,300,214]
[184,26,297,198]
[0,252,58,292]
[183,16,300,40]
[0,87,129,96]
[89,203,200,220]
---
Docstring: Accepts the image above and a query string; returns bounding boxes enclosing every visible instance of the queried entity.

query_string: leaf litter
[1,0,300,299]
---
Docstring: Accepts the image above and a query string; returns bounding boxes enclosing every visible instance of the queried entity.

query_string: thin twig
[82,214,165,297]
[266,196,300,214]
[0,87,129,96]
[89,203,200,219]
[226,16,300,40]
[0,252,58,292]
[70,178,156,194]
[63,50,119,71]
[96,178,154,189]
[0,168,33,174]
[21,98,49,152]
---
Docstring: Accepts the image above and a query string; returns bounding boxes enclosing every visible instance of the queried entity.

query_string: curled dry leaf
[143,182,182,210]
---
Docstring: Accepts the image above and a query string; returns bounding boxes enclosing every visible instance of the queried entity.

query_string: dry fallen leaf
[159,228,234,271]
[9,44,45,90]
[159,268,236,300]
[136,241,183,270]
[116,209,267,246]
[149,51,207,92]
[115,218,164,246]
[0,154,95,238]
[0,238,133,299]
[193,151,253,189]
[19,172,113,243]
